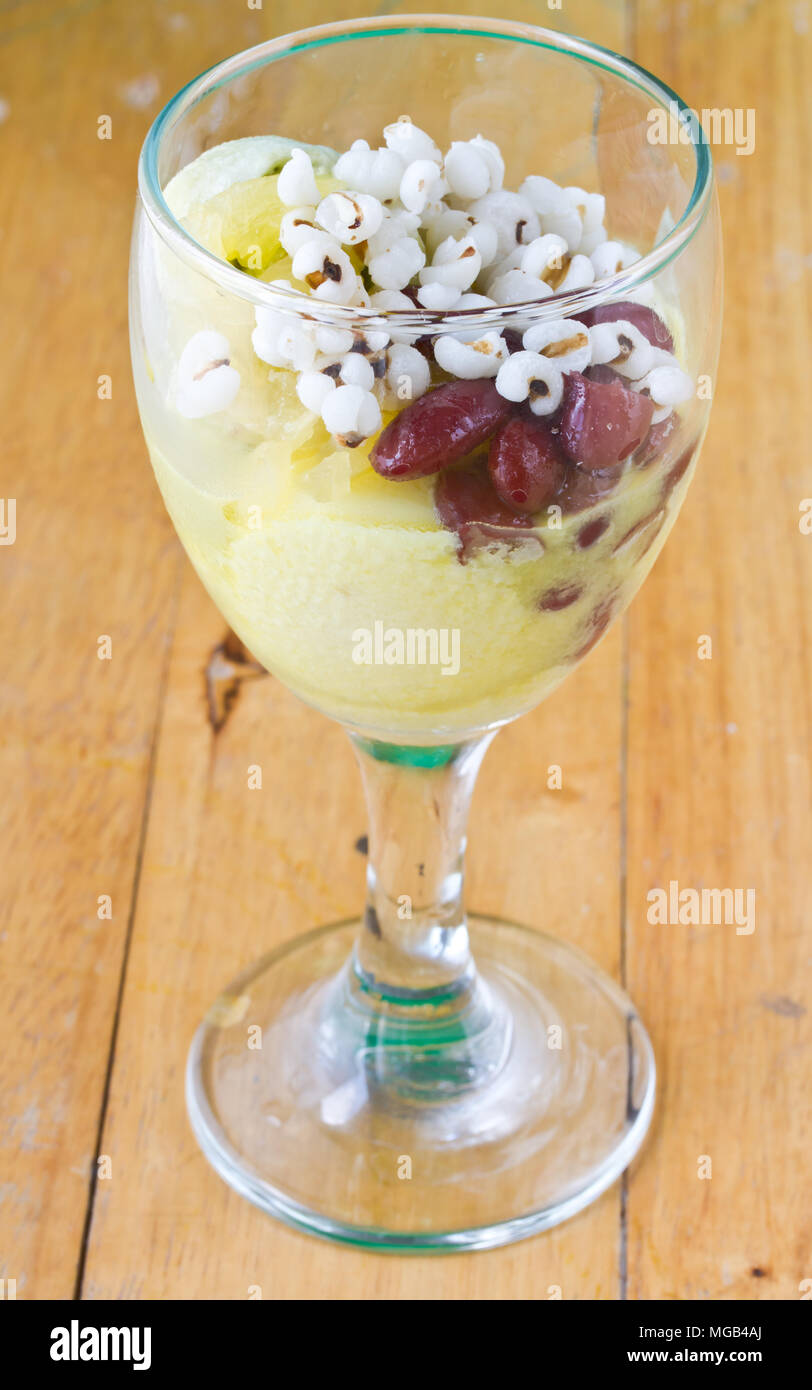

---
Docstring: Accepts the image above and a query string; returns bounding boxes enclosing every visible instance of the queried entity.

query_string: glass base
[186,917,655,1252]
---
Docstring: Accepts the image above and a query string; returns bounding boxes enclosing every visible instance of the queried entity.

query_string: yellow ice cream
[135,139,697,739]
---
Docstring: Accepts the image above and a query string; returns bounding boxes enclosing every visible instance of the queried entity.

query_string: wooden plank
[0,1,186,1297]
[626,0,812,1300]
[80,0,632,1300]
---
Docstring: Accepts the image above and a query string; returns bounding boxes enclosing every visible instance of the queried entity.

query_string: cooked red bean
[371,379,515,479]
[559,371,655,472]
[577,513,611,548]
[662,442,696,497]
[612,506,666,555]
[637,510,668,558]
[488,414,567,513]
[574,301,673,352]
[556,462,623,515]
[538,583,584,611]
[633,411,678,468]
[572,592,620,660]
[584,363,623,385]
[435,457,535,562]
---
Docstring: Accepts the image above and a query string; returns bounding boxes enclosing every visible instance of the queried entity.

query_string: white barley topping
[416,282,462,310]
[279,207,319,256]
[183,116,692,427]
[315,190,384,245]
[419,234,482,292]
[383,117,442,164]
[423,206,472,254]
[296,370,336,414]
[334,142,404,200]
[291,237,358,303]
[252,310,316,371]
[636,363,693,406]
[283,224,334,260]
[556,253,596,292]
[368,235,425,291]
[314,324,355,356]
[369,289,415,311]
[523,318,591,373]
[277,323,320,371]
[468,135,505,192]
[565,186,606,242]
[348,281,372,308]
[400,158,446,214]
[520,180,601,251]
[591,240,641,279]
[588,322,626,366]
[444,140,492,200]
[176,330,240,418]
[518,175,568,217]
[466,190,540,258]
[334,353,376,391]
[592,319,656,378]
[495,350,564,416]
[321,384,382,443]
[520,233,569,282]
[538,200,582,252]
[384,343,431,402]
[364,214,408,258]
[434,331,508,379]
[484,245,525,284]
[351,325,391,354]
[277,148,321,207]
[488,268,552,305]
[467,219,499,267]
[603,318,653,378]
[368,290,422,344]
[578,223,609,257]
[387,204,423,236]
[538,186,605,253]
[456,292,497,308]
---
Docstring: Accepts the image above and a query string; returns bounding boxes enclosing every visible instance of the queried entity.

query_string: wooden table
[1,0,809,1301]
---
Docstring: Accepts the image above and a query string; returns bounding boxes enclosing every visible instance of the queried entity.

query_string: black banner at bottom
[1,1296,806,1376]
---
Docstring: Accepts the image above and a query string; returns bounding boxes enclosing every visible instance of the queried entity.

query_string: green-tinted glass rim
[138,13,714,330]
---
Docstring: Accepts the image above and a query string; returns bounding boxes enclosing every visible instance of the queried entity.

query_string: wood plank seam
[619,616,631,1301]
[72,559,184,1299]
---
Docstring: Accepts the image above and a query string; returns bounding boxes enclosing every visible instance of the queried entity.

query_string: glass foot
[186,917,655,1252]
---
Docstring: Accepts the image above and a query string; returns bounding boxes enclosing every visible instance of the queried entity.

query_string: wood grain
[626,0,812,1301]
[0,0,808,1301]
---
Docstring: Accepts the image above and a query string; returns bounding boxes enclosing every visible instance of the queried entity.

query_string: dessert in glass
[131,17,721,1250]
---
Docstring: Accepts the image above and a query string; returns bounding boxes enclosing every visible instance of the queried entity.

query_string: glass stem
[349,733,495,1001]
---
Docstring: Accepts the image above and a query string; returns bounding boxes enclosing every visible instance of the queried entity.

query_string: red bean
[612,506,666,556]
[434,458,536,562]
[538,583,584,611]
[577,513,611,549]
[633,412,679,468]
[662,442,696,498]
[584,364,623,385]
[559,371,655,472]
[556,463,623,514]
[488,414,567,513]
[370,380,515,479]
[573,592,621,660]
[637,510,668,558]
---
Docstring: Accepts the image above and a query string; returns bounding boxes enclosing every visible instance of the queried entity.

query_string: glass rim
[137,12,714,331]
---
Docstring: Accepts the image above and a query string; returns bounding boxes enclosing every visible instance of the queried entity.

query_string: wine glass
[130,15,721,1250]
